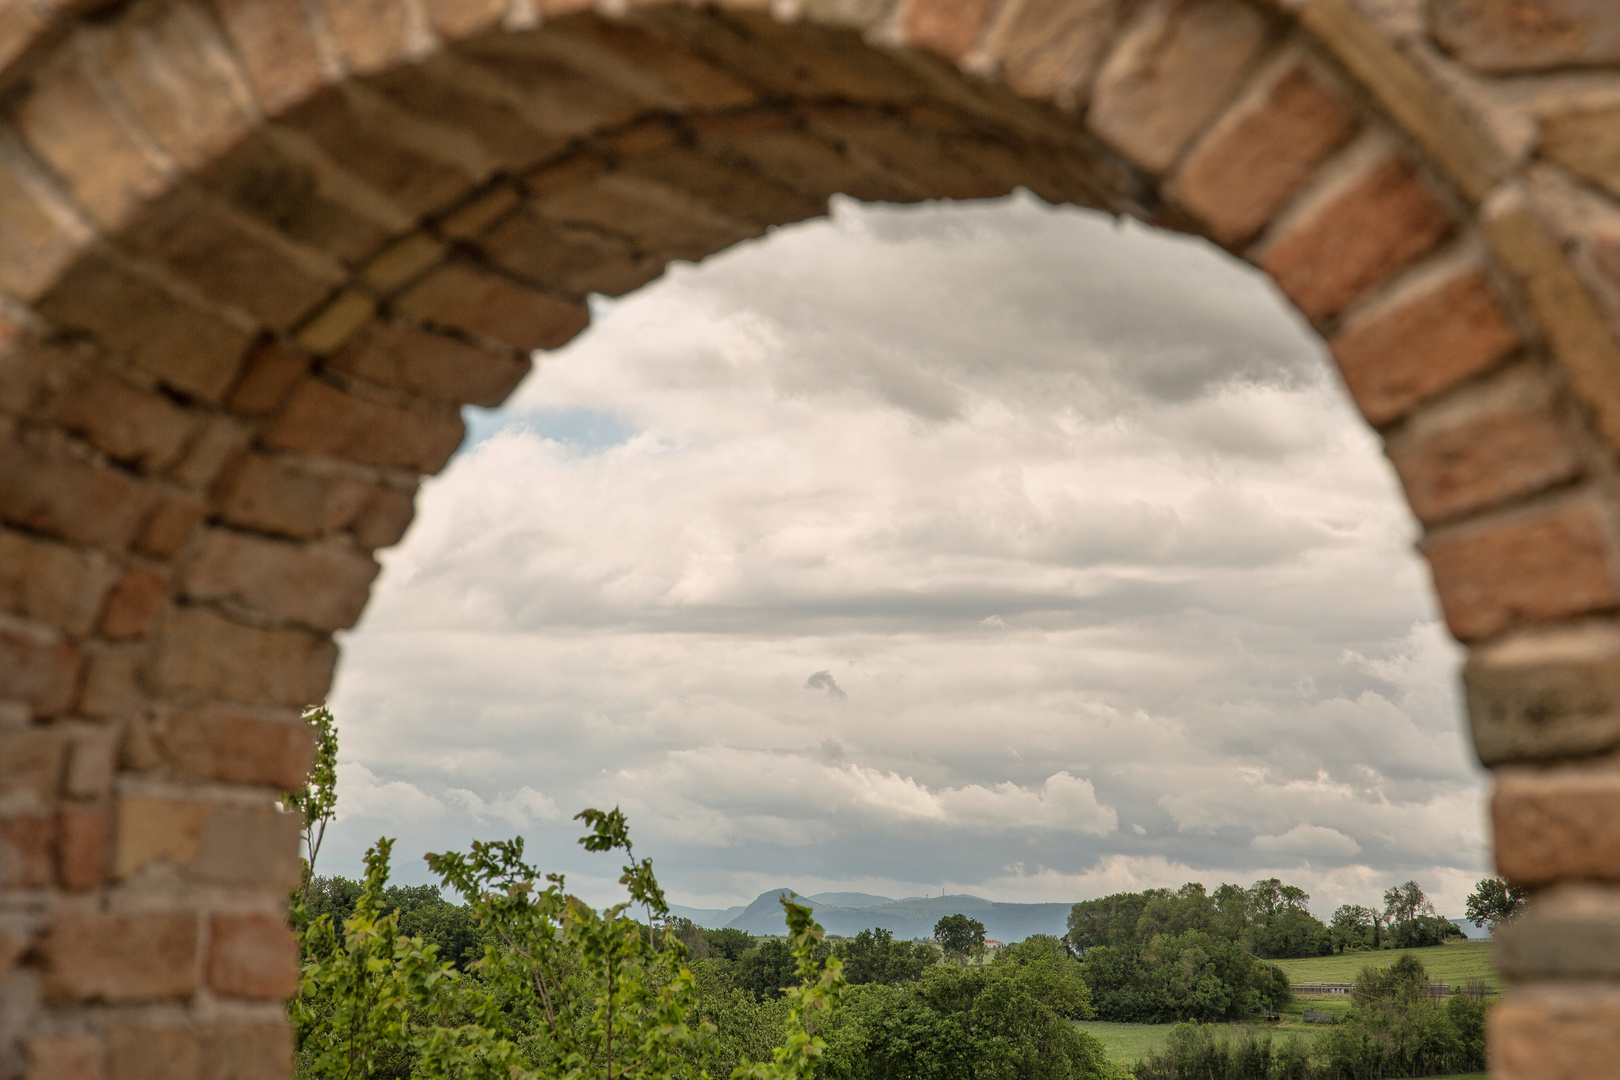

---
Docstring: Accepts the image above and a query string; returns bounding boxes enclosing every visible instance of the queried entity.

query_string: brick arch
[3,0,1620,1075]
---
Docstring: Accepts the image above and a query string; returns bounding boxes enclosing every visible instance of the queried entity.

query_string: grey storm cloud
[805,671,847,699]
[325,194,1487,919]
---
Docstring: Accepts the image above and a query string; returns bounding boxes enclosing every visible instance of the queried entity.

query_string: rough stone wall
[0,0,1618,1076]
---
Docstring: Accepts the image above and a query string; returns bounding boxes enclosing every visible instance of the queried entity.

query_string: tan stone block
[226,339,310,416]
[1260,150,1453,322]
[330,320,531,408]
[353,484,417,550]
[0,436,156,552]
[1496,885,1620,979]
[190,803,301,887]
[1424,498,1620,642]
[51,358,201,474]
[1491,985,1620,1080]
[0,813,55,889]
[150,606,338,707]
[262,379,465,473]
[135,491,206,559]
[79,647,145,718]
[212,453,370,539]
[120,186,343,330]
[0,529,118,637]
[37,911,199,1003]
[1302,0,1505,202]
[479,208,664,299]
[309,0,422,75]
[618,146,826,229]
[37,250,255,404]
[901,0,998,60]
[91,1,257,170]
[65,727,117,799]
[105,1022,292,1080]
[688,112,917,206]
[436,184,520,240]
[209,0,328,116]
[180,529,379,631]
[160,706,314,788]
[1541,106,1620,203]
[208,913,298,998]
[1495,769,1620,885]
[0,138,92,303]
[1174,53,1360,245]
[168,415,253,490]
[424,0,505,39]
[361,233,447,294]
[1329,264,1522,426]
[0,0,49,78]
[294,290,375,356]
[1430,0,1620,73]
[396,263,589,353]
[800,105,1008,201]
[14,57,172,230]
[1087,0,1271,176]
[1486,192,1620,454]
[544,18,756,111]
[56,807,109,890]
[532,169,759,262]
[985,0,1123,108]
[23,1035,102,1080]
[111,796,207,878]
[0,729,67,808]
[100,568,169,642]
[196,128,398,265]
[0,628,82,718]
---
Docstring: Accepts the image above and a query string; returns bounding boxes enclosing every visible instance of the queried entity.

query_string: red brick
[1424,500,1620,642]
[0,0,49,77]
[0,729,67,808]
[986,0,1125,107]
[0,628,82,718]
[902,0,998,60]
[353,483,417,550]
[180,529,378,631]
[208,913,298,998]
[1260,152,1454,322]
[168,415,253,490]
[213,453,371,539]
[0,436,157,552]
[1495,769,1620,885]
[1175,55,1360,244]
[309,0,419,75]
[65,728,117,799]
[0,528,118,637]
[1329,265,1522,426]
[135,491,206,560]
[23,1036,101,1080]
[150,606,337,707]
[1088,0,1272,175]
[1386,368,1583,526]
[424,0,506,39]
[209,0,327,116]
[50,358,201,473]
[225,339,310,416]
[36,911,199,1003]
[331,320,532,408]
[396,264,590,353]
[79,646,145,719]
[159,707,315,788]
[0,814,55,889]
[105,1022,292,1080]
[57,807,109,890]
[1491,986,1620,1080]
[99,568,169,641]
[262,379,465,473]
[1431,0,1620,73]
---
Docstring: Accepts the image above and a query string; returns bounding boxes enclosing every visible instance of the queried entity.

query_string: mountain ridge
[668,889,1073,942]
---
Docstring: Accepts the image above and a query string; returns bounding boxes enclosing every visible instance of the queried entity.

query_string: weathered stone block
[135,491,206,559]
[1541,106,1620,203]
[1423,498,1620,643]
[1384,365,1579,526]
[213,453,370,539]
[1329,263,1521,427]
[1088,0,1270,176]
[0,140,91,303]
[105,1022,293,1080]
[180,529,378,631]
[310,0,423,76]
[100,568,169,641]
[168,415,254,490]
[0,729,67,810]
[159,706,314,788]
[50,357,201,474]
[1431,0,1620,73]
[0,813,55,889]
[1261,149,1453,322]
[688,112,916,206]
[1496,769,1620,885]
[150,606,338,707]
[901,0,998,60]
[396,263,589,354]
[1491,985,1620,1080]
[353,483,418,550]
[1467,622,1620,765]
[226,339,311,417]
[0,628,82,718]
[262,379,465,474]
[209,0,328,116]
[1174,53,1359,244]
[330,321,531,408]
[23,1036,101,1080]
[36,911,200,1003]
[56,807,108,890]
[208,913,299,998]
[79,646,144,718]
[0,436,156,552]
[0,528,118,637]
[985,0,1122,108]
[479,208,664,299]
[1497,885,1620,979]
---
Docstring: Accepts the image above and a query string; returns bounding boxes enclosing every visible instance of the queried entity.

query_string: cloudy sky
[322,192,1491,921]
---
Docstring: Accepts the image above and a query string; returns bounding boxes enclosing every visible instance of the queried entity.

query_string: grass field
[1270,941,1498,990]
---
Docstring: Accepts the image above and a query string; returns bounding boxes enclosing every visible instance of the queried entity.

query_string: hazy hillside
[669,889,1073,942]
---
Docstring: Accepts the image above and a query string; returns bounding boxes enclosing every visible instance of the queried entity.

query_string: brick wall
[1,0,1618,1075]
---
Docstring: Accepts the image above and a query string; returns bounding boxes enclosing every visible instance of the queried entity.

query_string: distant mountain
[674,889,1073,942]
[1449,917,1490,941]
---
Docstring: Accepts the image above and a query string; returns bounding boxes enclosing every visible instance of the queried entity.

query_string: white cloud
[1251,824,1362,858]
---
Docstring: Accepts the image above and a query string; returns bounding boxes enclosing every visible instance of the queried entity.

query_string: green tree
[283,705,339,904]
[834,928,937,987]
[932,914,986,964]
[1465,876,1526,930]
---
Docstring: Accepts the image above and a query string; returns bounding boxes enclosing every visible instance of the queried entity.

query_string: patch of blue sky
[458,405,634,456]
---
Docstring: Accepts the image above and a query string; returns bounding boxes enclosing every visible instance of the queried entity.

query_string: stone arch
[2,0,1620,1074]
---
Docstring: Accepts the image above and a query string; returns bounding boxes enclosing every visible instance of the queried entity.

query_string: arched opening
[2,0,1620,1075]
